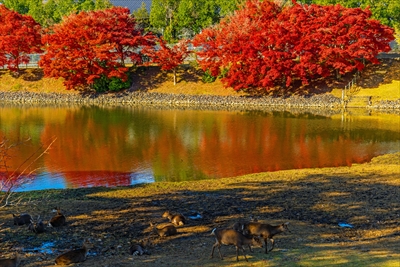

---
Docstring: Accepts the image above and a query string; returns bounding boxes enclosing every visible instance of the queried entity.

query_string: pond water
[0,104,399,192]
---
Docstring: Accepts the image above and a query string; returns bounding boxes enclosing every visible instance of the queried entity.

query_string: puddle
[23,241,55,254]
[23,241,98,256]
[188,213,202,220]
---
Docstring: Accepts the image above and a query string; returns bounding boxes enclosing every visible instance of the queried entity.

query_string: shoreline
[1,91,400,113]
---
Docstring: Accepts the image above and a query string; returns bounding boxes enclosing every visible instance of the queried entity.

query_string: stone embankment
[0,91,399,113]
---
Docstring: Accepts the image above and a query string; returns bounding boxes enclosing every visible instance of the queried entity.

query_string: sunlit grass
[1,61,398,102]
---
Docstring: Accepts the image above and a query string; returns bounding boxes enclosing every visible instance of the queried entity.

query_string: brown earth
[0,58,399,100]
[0,153,399,266]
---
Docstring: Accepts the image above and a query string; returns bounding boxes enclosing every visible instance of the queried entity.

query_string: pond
[0,103,399,192]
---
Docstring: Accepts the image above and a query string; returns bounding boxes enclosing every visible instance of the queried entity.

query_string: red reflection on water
[0,171,36,190]
[62,171,131,188]
[1,107,396,189]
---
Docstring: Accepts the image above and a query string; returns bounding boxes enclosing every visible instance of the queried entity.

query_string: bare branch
[0,137,57,208]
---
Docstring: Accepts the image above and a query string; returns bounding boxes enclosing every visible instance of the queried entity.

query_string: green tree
[176,0,219,37]
[150,0,180,41]
[94,0,112,10]
[0,0,30,14]
[133,2,151,31]
[27,0,45,24]
[215,0,244,17]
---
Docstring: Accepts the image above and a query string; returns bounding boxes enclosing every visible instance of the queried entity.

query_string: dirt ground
[0,153,399,266]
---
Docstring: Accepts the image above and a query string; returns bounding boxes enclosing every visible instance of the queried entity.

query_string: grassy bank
[0,58,399,102]
[0,153,399,266]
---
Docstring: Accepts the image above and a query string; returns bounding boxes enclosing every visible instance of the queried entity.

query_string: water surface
[0,104,399,191]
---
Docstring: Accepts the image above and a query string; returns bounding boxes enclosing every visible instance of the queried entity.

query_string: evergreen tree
[133,2,151,31]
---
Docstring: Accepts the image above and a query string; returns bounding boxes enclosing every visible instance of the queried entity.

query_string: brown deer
[232,215,258,233]
[232,216,260,252]
[0,253,21,267]
[28,216,45,234]
[210,228,262,262]
[162,211,186,226]
[149,222,177,237]
[55,239,93,265]
[48,207,66,227]
[13,213,32,226]
[241,222,290,253]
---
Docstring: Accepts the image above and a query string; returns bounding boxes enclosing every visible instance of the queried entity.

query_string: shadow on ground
[0,155,399,266]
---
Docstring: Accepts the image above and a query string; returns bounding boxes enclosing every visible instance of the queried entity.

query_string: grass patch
[1,59,399,101]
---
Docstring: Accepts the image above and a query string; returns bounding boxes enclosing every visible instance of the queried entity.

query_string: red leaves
[39,7,155,90]
[193,0,394,92]
[0,6,42,72]
[142,37,190,85]
[144,37,190,71]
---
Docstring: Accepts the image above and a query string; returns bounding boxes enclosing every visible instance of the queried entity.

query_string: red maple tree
[193,0,394,92]
[40,7,155,90]
[0,6,42,73]
[143,37,190,85]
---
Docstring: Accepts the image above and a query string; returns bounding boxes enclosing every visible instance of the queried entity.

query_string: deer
[13,213,32,226]
[232,215,258,233]
[232,215,259,252]
[162,211,186,226]
[149,222,177,237]
[0,253,21,267]
[129,242,151,258]
[241,222,290,253]
[55,239,93,265]
[28,216,45,234]
[210,228,263,262]
[48,207,66,227]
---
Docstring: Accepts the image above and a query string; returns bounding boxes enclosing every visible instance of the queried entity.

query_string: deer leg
[247,244,253,252]
[217,244,223,260]
[269,238,275,252]
[211,242,217,258]
[241,246,248,262]
[264,238,269,254]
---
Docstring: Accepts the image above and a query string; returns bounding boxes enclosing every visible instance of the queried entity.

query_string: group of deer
[151,210,186,236]
[12,207,66,234]
[128,211,186,259]
[211,217,291,262]
[3,207,93,266]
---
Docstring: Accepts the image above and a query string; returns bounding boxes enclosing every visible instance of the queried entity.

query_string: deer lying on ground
[211,228,262,262]
[150,222,177,237]
[28,216,45,234]
[0,253,21,267]
[162,211,186,226]
[55,239,93,265]
[13,213,32,226]
[48,207,66,227]
[130,243,151,257]
[241,222,290,253]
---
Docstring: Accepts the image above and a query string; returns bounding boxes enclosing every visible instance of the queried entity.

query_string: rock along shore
[0,91,399,114]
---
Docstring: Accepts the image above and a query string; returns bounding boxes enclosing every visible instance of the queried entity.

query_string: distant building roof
[110,0,152,12]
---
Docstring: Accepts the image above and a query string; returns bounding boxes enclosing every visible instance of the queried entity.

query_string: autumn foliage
[142,37,190,85]
[0,6,42,72]
[193,0,394,91]
[39,7,155,90]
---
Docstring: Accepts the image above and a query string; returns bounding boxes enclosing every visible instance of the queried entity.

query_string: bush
[93,73,132,92]
[202,69,216,83]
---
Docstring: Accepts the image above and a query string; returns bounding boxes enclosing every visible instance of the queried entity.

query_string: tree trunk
[173,68,176,85]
